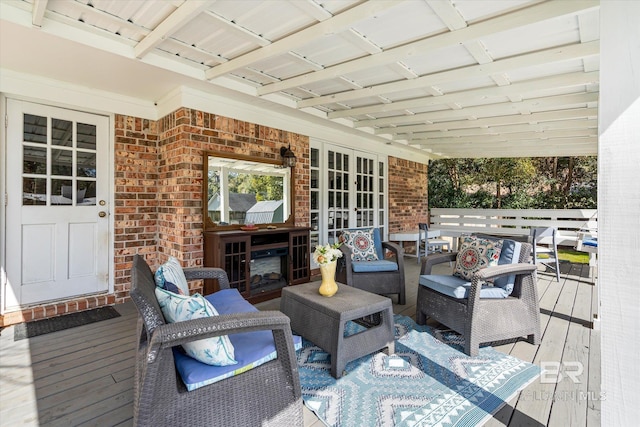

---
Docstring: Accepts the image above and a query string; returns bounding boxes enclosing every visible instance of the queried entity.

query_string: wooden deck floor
[0,260,600,427]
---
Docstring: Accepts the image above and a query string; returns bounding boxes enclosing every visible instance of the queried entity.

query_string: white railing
[430,208,597,247]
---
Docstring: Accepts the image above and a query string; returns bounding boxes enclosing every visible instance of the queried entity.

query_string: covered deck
[0,259,600,427]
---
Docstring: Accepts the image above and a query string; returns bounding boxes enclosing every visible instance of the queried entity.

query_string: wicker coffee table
[280,282,395,378]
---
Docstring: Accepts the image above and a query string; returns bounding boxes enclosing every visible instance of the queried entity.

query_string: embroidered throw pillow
[340,228,379,261]
[155,256,189,295]
[155,287,237,366]
[453,236,503,281]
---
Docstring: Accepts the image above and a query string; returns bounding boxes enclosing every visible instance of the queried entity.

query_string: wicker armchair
[416,240,541,356]
[336,228,406,304]
[129,255,302,427]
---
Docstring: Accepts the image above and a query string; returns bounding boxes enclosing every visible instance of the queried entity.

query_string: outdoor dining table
[389,229,445,262]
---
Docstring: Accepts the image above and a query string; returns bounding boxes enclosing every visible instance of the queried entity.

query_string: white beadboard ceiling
[0,0,600,159]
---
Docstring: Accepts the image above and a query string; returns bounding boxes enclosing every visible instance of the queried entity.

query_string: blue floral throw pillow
[341,228,379,261]
[155,287,237,366]
[453,236,503,281]
[154,256,189,295]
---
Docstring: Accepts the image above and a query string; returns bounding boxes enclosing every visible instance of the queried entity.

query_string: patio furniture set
[130,227,542,426]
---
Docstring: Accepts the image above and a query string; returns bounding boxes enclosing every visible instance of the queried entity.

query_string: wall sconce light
[280,144,296,168]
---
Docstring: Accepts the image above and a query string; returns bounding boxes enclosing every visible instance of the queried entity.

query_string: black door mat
[14,306,121,341]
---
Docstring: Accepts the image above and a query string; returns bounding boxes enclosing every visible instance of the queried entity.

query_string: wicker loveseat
[129,254,302,427]
[416,237,541,356]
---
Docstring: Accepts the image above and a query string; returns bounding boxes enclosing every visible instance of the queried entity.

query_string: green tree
[475,158,537,208]
[428,156,596,209]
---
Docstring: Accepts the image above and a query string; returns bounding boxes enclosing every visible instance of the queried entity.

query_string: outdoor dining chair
[417,222,449,264]
[529,227,560,281]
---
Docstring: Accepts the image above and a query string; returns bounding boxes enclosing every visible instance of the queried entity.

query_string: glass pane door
[326,149,350,244]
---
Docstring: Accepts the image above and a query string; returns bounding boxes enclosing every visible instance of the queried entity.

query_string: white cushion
[154,256,189,295]
[155,288,237,366]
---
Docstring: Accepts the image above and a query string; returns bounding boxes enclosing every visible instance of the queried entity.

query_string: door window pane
[52,118,73,146]
[23,146,47,174]
[78,180,96,206]
[77,122,97,150]
[52,179,73,205]
[51,149,73,176]
[23,177,46,205]
[77,151,97,177]
[23,114,46,144]
[21,113,98,206]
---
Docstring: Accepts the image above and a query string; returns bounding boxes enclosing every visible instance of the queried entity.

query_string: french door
[310,143,387,266]
[4,99,110,309]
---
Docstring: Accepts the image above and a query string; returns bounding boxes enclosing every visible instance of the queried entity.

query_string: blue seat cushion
[493,240,521,294]
[172,288,302,391]
[468,237,521,295]
[419,274,510,299]
[583,237,597,247]
[208,288,256,315]
[351,259,399,273]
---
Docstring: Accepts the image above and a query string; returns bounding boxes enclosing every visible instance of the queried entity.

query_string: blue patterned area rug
[297,315,540,427]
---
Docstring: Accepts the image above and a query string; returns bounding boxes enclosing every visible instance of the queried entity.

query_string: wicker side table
[281,282,394,378]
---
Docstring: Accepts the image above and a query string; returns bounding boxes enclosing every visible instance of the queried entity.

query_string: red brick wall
[113,114,160,299]
[155,107,309,265]
[388,156,429,233]
[0,108,309,326]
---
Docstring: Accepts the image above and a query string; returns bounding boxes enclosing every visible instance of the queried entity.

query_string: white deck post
[599,1,640,424]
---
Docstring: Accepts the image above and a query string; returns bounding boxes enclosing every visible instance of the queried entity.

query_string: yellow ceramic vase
[318,261,338,297]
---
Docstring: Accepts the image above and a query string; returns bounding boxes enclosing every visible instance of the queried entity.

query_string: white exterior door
[4,99,110,309]
[317,143,387,258]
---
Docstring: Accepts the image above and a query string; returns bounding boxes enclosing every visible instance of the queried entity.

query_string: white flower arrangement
[313,242,343,265]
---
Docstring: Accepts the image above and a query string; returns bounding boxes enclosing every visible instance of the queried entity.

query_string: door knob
[98,211,107,218]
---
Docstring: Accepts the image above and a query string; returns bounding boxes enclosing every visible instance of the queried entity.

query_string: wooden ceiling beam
[289,0,333,22]
[404,128,597,144]
[395,118,598,139]
[202,10,271,47]
[355,92,598,128]
[415,137,597,150]
[374,108,599,135]
[328,71,599,119]
[31,0,48,27]
[204,1,399,80]
[426,0,467,30]
[301,40,599,108]
[261,0,599,96]
[134,1,213,59]
[421,139,598,158]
